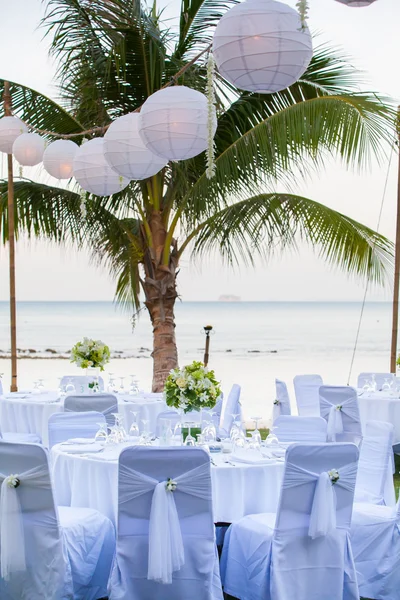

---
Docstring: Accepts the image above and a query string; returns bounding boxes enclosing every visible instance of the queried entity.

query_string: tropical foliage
[0,0,395,390]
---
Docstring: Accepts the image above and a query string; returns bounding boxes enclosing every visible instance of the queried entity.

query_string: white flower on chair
[273,399,280,406]
[5,474,20,489]
[328,469,339,485]
[166,478,177,492]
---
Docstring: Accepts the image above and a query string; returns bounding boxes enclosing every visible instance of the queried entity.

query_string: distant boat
[218,295,241,302]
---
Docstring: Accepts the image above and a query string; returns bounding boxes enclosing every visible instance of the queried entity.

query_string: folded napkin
[61,443,104,454]
[62,438,96,445]
[268,448,286,458]
[233,455,277,465]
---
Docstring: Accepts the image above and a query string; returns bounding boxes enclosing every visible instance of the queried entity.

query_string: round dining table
[357,390,400,444]
[0,391,167,447]
[51,442,285,525]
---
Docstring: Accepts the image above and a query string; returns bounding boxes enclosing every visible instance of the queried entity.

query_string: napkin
[233,455,277,465]
[62,438,96,445]
[61,443,104,454]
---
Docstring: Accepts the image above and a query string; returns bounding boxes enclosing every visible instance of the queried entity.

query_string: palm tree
[0,0,394,391]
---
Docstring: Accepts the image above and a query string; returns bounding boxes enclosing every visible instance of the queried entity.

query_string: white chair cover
[0,431,41,444]
[357,372,394,391]
[273,415,327,442]
[273,379,291,423]
[60,374,105,393]
[48,411,106,449]
[293,374,323,416]
[64,393,118,427]
[355,420,395,506]
[351,498,400,600]
[319,386,362,443]
[219,384,241,437]
[221,443,360,600]
[109,446,223,600]
[0,442,115,600]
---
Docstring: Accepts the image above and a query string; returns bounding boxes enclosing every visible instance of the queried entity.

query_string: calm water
[0,301,394,422]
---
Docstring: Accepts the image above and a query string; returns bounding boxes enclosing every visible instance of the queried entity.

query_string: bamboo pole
[390,107,400,374]
[203,325,213,367]
[3,82,17,391]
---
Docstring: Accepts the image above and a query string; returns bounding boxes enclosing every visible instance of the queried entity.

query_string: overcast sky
[0,0,398,302]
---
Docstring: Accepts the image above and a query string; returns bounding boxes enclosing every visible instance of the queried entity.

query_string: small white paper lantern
[212,0,313,94]
[104,113,167,180]
[334,0,377,6]
[12,133,45,166]
[43,139,78,179]
[138,86,216,161]
[73,138,130,196]
[0,116,28,154]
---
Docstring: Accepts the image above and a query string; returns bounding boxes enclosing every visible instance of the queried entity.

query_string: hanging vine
[206,52,216,179]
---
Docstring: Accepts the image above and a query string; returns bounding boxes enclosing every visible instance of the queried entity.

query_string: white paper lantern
[12,133,45,166]
[73,138,130,196]
[138,86,216,161]
[43,139,78,179]
[334,0,377,6]
[212,0,313,94]
[0,116,28,154]
[104,113,167,180]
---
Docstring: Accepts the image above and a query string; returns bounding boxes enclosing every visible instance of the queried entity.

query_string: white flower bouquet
[164,361,221,413]
[70,337,110,371]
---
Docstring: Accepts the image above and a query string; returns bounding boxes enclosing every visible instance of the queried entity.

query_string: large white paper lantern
[0,116,28,154]
[334,0,377,6]
[73,138,130,196]
[104,113,167,180]
[138,86,216,161]
[12,133,45,166]
[212,0,313,94]
[43,139,78,179]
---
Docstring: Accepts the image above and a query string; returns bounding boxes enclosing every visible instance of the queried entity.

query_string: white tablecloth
[0,392,167,447]
[358,391,400,444]
[51,444,285,525]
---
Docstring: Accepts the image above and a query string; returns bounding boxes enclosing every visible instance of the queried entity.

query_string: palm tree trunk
[143,210,179,392]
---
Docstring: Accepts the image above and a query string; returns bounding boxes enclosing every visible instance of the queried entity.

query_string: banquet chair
[219,384,242,437]
[351,495,400,600]
[48,411,106,449]
[293,374,323,416]
[319,385,362,444]
[220,443,360,600]
[60,374,105,393]
[272,379,291,423]
[64,393,118,427]
[357,372,394,391]
[108,446,223,600]
[354,420,395,507]
[0,441,115,600]
[273,415,327,442]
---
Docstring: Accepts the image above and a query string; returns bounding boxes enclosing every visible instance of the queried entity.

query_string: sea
[0,301,394,425]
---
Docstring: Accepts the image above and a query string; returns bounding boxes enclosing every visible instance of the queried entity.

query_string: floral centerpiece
[70,337,110,371]
[164,361,221,412]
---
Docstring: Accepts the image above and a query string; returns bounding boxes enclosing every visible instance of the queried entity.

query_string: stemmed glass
[250,415,262,445]
[111,413,127,442]
[369,374,377,393]
[38,379,45,394]
[94,422,108,444]
[184,421,196,446]
[118,377,126,394]
[382,378,392,392]
[57,378,66,397]
[229,413,241,442]
[32,381,40,395]
[202,412,217,444]
[65,378,76,394]
[129,375,139,396]
[128,411,140,439]
[108,373,116,393]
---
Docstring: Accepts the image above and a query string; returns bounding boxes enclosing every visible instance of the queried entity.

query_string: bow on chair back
[273,379,291,423]
[319,386,362,444]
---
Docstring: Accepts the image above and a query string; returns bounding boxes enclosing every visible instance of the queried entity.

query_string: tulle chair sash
[320,396,359,442]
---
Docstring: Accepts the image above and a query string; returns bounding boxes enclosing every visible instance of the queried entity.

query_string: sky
[0,0,399,302]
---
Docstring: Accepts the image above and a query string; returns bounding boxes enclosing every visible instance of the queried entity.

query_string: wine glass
[370,374,377,393]
[32,381,40,395]
[184,421,196,446]
[94,422,108,444]
[118,377,126,394]
[65,378,76,394]
[382,378,392,392]
[128,411,140,439]
[38,379,45,394]
[251,415,262,445]
[265,431,279,446]
[57,378,66,397]
[108,373,116,393]
[159,418,173,446]
[129,375,139,396]
[233,430,246,455]
[230,413,241,442]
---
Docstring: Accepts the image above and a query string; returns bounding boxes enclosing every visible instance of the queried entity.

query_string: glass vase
[86,367,100,393]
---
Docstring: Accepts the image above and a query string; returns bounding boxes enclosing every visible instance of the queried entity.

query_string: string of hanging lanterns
[0,0,379,196]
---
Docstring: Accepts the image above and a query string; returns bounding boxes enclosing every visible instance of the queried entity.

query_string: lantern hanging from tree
[334,0,377,6]
[43,139,78,179]
[212,0,313,94]
[73,138,130,196]
[104,113,167,180]
[0,116,28,154]
[12,133,45,166]
[138,86,216,161]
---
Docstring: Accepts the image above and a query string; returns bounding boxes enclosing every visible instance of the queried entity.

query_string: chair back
[273,415,327,442]
[319,385,362,443]
[355,420,394,505]
[64,393,118,426]
[113,446,222,599]
[293,374,322,416]
[273,379,291,423]
[48,411,105,449]
[60,375,105,393]
[0,442,66,598]
[219,384,241,437]
[357,372,394,391]
[155,410,181,438]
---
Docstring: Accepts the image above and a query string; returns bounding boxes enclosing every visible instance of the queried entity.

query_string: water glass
[184,422,196,446]
[250,415,262,445]
[128,411,140,439]
[94,422,108,444]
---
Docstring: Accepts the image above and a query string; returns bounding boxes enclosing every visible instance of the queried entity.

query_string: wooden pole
[3,82,18,391]
[390,107,400,374]
[203,325,213,367]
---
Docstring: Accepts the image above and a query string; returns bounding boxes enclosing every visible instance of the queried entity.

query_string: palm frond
[185,193,394,285]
